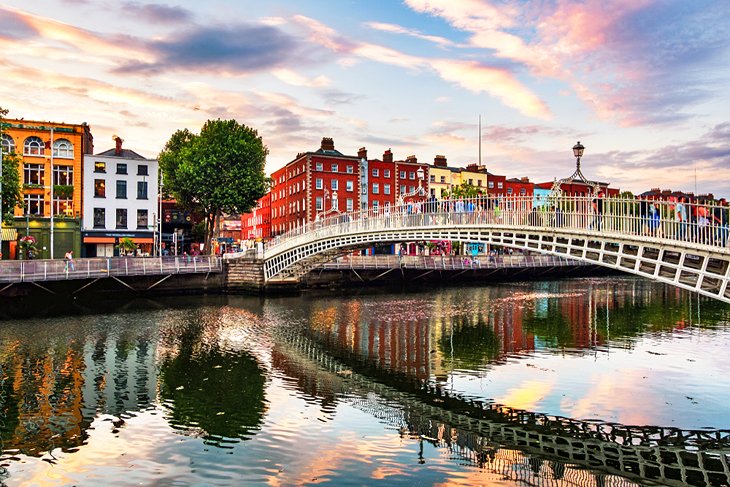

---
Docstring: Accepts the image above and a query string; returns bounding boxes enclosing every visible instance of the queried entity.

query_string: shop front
[82,231,154,257]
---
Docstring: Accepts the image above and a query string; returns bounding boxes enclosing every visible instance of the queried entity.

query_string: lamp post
[0,107,7,259]
[572,141,585,172]
[331,190,338,213]
[48,127,55,259]
[397,166,426,206]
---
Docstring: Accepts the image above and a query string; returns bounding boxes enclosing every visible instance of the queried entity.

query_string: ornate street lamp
[550,140,600,196]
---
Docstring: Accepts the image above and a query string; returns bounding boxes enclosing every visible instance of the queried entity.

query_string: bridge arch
[263,196,730,303]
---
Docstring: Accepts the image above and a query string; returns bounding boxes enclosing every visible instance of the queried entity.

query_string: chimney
[115,136,123,156]
[405,155,417,164]
[383,149,393,163]
[320,137,335,151]
[521,177,530,183]
[358,147,367,159]
[466,163,478,172]
[433,155,447,167]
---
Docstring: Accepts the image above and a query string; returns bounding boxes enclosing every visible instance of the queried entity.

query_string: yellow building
[459,163,489,193]
[428,155,463,199]
[1,118,93,259]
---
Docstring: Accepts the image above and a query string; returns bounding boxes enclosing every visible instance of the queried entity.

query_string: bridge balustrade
[0,255,222,283]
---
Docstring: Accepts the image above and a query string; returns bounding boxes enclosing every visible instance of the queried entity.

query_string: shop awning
[130,238,154,244]
[84,236,115,244]
[1,228,18,240]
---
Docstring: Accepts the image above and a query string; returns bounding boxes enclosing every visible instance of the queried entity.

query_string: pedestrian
[64,250,75,271]
[590,191,604,231]
[675,197,687,240]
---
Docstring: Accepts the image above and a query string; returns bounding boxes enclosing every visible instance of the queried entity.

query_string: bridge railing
[266,194,730,257]
[321,254,585,270]
[0,255,223,283]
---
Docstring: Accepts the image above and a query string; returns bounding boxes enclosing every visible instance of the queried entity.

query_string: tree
[1,152,22,224]
[159,120,268,253]
[444,182,484,199]
[1,106,22,224]
[117,237,136,255]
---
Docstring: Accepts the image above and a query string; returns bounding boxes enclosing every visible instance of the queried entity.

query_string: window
[137,210,149,228]
[316,197,323,211]
[315,162,323,171]
[384,169,391,178]
[53,196,73,217]
[409,172,415,180]
[24,194,44,215]
[94,161,106,173]
[477,180,482,187]
[372,200,379,211]
[384,184,391,195]
[409,186,415,193]
[346,198,353,212]
[430,188,436,197]
[137,165,148,176]
[346,165,354,174]
[440,176,446,183]
[372,183,379,194]
[346,180,354,192]
[400,185,406,194]
[137,181,148,199]
[430,175,435,183]
[23,136,44,156]
[315,178,323,189]
[116,163,127,174]
[53,139,74,158]
[399,171,406,179]
[497,182,503,189]
[362,186,367,195]
[520,188,526,195]
[488,181,494,189]
[331,179,338,190]
[116,180,127,199]
[507,187,513,194]
[23,164,44,185]
[331,164,338,172]
[94,179,106,198]
[93,208,105,228]
[468,179,473,185]
[116,208,127,229]
[1,134,15,154]
[372,169,379,177]
[53,165,73,185]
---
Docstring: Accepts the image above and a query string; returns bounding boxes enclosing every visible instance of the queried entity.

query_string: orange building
[1,118,94,259]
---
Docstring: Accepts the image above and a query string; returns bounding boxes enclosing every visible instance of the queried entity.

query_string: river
[1,276,729,486]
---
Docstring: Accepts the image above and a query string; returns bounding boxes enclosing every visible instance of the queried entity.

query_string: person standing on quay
[64,250,75,272]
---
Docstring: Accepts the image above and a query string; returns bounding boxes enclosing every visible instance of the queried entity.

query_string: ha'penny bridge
[260,194,730,303]
[270,319,730,487]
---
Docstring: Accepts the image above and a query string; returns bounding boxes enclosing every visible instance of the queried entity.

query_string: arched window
[53,138,74,158]
[1,133,15,154]
[24,136,45,156]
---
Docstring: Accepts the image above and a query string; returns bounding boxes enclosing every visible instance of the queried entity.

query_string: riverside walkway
[261,195,730,303]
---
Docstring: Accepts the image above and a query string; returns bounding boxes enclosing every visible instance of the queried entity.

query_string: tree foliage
[444,182,484,199]
[1,152,23,224]
[158,120,269,252]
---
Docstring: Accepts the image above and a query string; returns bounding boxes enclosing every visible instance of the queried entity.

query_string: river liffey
[1,277,730,486]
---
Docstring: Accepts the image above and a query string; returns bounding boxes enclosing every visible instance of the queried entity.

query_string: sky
[1,0,729,197]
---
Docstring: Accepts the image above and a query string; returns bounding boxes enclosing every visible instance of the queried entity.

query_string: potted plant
[117,237,137,256]
[19,235,39,260]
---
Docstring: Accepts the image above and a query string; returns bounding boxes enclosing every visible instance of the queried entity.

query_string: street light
[572,141,585,170]
[397,166,426,206]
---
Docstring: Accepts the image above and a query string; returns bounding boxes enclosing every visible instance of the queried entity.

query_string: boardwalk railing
[266,194,730,258]
[0,255,223,283]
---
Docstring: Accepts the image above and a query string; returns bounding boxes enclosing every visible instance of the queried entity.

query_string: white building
[82,137,159,257]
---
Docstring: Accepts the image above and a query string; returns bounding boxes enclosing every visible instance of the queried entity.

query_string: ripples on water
[0,277,729,486]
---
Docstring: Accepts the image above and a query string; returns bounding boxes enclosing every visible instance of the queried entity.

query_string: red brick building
[504,177,534,197]
[270,138,360,236]
[240,192,271,241]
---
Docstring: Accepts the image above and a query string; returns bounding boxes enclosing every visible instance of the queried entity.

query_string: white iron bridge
[263,195,730,303]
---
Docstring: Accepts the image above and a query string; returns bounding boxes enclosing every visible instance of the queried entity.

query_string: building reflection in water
[300,277,730,387]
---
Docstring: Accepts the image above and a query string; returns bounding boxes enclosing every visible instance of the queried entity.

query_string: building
[240,192,271,242]
[270,138,360,236]
[395,154,430,205]
[505,177,534,197]
[358,147,396,212]
[486,171,507,196]
[82,137,159,257]
[428,155,461,200]
[1,118,93,259]
[459,163,489,194]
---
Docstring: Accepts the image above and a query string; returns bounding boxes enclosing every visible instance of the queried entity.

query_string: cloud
[121,2,193,24]
[0,7,40,40]
[116,24,298,74]
[272,68,330,88]
[364,21,455,48]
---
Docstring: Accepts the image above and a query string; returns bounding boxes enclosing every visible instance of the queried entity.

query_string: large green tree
[158,119,269,253]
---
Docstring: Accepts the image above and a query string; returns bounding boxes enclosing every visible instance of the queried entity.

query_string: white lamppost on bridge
[397,166,426,206]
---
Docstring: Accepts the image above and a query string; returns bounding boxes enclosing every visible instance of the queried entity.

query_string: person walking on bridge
[590,191,604,231]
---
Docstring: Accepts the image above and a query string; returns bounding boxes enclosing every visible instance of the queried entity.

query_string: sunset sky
[1,0,729,196]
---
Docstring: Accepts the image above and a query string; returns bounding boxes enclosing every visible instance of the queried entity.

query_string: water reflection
[1,278,729,486]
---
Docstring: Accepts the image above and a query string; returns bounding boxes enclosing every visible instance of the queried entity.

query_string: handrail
[265,194,730,259]
[0,255,223,283]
